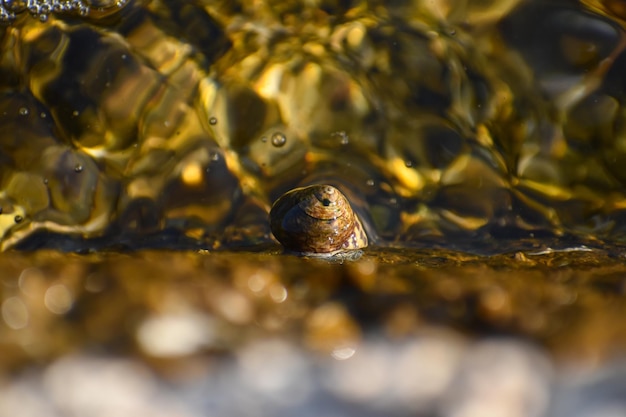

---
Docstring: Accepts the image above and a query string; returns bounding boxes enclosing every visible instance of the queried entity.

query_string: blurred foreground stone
[0,247,625,416]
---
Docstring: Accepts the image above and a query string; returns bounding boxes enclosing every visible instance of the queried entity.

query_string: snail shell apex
[269,185,368,255]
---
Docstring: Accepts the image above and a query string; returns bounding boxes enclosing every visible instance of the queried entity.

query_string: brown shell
[269,185,368,254]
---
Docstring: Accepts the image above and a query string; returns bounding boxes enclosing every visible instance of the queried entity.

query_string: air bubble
[72,110,79,117]
[405,160,413,168]
[18,107,28,116]
[14,215,23,223]
[74,164,84,173]
[366,179,375,187]
[209,151,220,162]
[261,136,267,143]
[43,178,49,185]
[209,117,218,125]
[40,112,46,118]
[271,132,287,147]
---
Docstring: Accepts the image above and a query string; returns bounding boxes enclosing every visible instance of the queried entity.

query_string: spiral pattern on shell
[269,185,368,255]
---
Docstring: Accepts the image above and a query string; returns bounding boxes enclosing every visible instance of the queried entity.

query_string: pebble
[1,333,623,417]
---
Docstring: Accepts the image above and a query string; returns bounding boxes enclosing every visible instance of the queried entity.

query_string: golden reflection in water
[0,0,625,252]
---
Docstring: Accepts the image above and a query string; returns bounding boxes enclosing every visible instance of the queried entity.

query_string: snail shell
[269,184,368,255]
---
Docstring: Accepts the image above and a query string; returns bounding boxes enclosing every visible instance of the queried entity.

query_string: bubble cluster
[34,0,87,21]
[0,0,128,23]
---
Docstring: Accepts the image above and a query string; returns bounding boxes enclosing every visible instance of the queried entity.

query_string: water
[0,0,625,252]
[1,3,626,415]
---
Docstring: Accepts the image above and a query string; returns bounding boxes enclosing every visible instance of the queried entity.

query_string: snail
[269,184,368,256]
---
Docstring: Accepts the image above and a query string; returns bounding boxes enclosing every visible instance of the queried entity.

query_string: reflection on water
[0,0,626,251]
